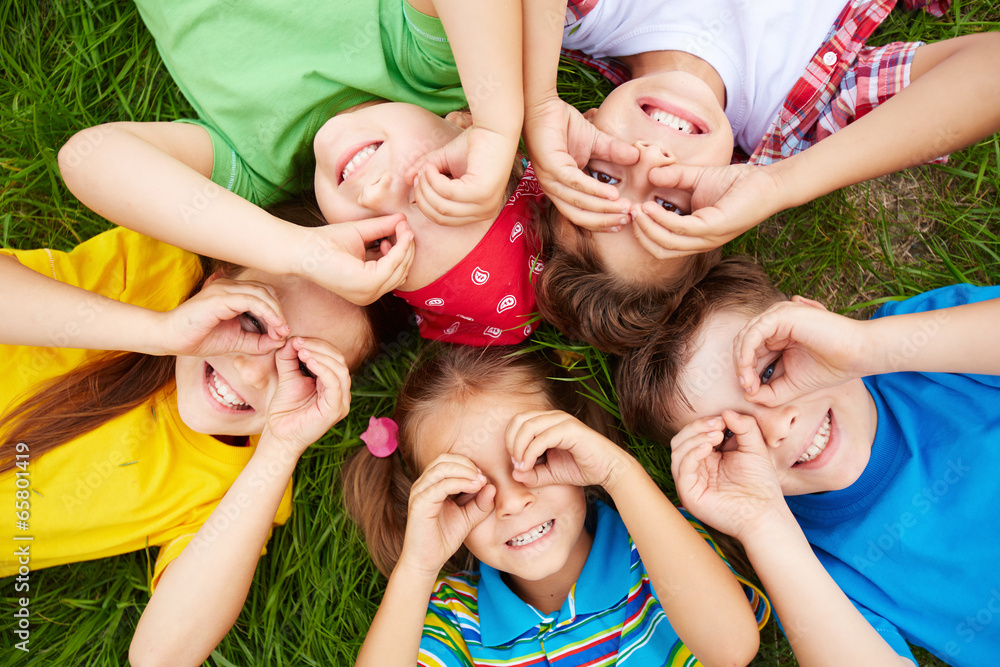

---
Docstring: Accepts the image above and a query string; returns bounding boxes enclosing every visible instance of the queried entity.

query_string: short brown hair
[616,256,784,444]
[534,201,721,355]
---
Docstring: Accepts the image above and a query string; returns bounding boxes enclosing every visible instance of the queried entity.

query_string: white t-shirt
[563,0,848,152]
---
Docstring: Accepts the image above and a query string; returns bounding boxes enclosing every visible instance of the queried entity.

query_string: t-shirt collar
[477,501,630,647]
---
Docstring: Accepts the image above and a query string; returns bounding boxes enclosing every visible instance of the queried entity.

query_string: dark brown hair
[0,199,409,473]
[616,256,785,445]
[341,343,616,578]
[534,201,721,355]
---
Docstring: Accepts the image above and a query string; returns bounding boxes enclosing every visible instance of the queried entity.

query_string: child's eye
[534,452,548,466]
[654,196,683,213]
[587,169,620,186]
[298,359,317,380]
[238,312,266,335]
[760,357,781,385]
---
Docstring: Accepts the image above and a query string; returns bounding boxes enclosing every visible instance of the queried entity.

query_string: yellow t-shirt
[0,228,293,588]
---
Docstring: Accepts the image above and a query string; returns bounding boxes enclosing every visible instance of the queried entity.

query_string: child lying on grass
[616,256,1000,665]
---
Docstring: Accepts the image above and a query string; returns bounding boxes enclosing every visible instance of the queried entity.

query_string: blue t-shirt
[786,284,1000,666]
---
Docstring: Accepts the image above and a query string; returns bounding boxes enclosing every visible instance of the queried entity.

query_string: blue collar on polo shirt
[477,501,631,648]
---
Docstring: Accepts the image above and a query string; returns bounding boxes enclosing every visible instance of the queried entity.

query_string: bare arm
[130,340,352,667]
[507,411,760,667]
[0,255,286,357]
[645,33,1000,255]
[59,122,307,276]
[672,413,914,666]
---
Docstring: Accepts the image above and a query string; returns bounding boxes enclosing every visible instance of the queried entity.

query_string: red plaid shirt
[749,0,949,164]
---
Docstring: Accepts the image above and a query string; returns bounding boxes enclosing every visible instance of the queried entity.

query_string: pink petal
[360,416,399,458]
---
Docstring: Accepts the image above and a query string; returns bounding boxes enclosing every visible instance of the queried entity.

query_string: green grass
[1,1,998,665]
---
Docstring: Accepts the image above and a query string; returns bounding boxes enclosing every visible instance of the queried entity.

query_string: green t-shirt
[134,0,467,206]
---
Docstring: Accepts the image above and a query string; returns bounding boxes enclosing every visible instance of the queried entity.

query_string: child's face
[577,71,735,282]
[174,269,367,437]
[313,102,464,226]
[417,391,592,594]
[667,309,879,496]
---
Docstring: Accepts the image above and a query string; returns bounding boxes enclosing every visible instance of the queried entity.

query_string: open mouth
[205,363,252,411]
[639,98,707,135]
[796,411,832,464]
[506,520,554,547]
[339,142,382,183]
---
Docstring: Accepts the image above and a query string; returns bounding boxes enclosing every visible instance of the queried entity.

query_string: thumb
[463,484,496,528]
[724,411,769,456]
[273,340,301,379]
[648,163,703,191]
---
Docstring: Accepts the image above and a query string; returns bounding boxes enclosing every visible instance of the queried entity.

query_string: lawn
[0,1,997,665]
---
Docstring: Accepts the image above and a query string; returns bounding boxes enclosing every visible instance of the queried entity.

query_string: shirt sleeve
[0,227,202,312]
[174,118,289,207]
[417,581,476,667]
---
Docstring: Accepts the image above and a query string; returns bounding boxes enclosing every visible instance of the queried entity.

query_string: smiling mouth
[507,520,554,547]
[206,364,252,411]
[641,104,705,135]
[796,411,832,464]
[340,142,382,183]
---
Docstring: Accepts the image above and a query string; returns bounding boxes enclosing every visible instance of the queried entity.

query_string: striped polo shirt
[418,502,770,666]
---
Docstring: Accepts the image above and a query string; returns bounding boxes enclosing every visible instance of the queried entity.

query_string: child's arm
[129,339,351,667]
[0,254,288,356]
[402,0,523,227]
[520,0,638,229]
[638,32,1000,256]
[671,412,914,666]
[733,294,1000,406]
[58,122,415,305]
[355,453,495,665]
[507,410,760,667]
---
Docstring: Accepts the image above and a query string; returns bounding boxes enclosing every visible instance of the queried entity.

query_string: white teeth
[797,413,832,463]
[647,108,694,134]
[209,369,249,409]
[341,143,380,181]
[507,520,553,547]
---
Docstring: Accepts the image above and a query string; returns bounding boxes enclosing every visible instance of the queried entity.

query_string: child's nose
[495,481,535,518]
[756,404,798,450]
[231,352,274,391]
[358,173,407,213]
[633,141,676,169]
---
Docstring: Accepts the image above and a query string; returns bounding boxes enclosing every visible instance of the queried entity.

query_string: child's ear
[789,295,828,311]
[444,110,474,130]
[582,108,599,123]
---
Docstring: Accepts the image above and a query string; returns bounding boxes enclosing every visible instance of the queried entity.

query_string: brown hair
[0,199,409,473]
[341,343,616,578]
[534,201,721,355]
[615,256,784,445]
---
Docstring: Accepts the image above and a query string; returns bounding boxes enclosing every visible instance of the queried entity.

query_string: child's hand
[670,412,785,541]
[407,126,517,227]
[635,163,783,256]
[159,279,289,357]
[260,338,351,454]
[505,410,628,491]
[735,297,867,405]
[524,96,639,229]
[299,214,415,305]
[398,453,496,578]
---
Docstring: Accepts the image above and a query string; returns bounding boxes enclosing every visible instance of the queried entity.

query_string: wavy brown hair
[533,201,721,355]
[615,256,785,445]
[0,199,410,473]
[341,343,616,578]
